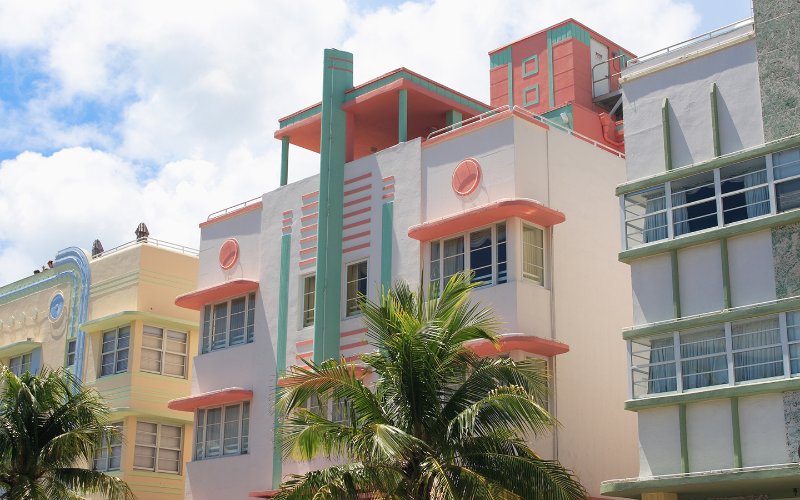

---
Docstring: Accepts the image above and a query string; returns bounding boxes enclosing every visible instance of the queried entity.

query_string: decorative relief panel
[772,222,800,298]
[783,390,800,462]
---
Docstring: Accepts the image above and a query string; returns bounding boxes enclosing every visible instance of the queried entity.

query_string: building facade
[0,235,199,499]
[601,2,800,499]
[173,20,639,500]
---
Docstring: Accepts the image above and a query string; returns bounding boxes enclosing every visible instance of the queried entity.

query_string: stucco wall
[740,393,789,467]
[630,253,673,325]
[686,399,734,472]
[772,222,800,299]
[678,242,724,316]
[728,230,776,307]
[622,36,764,181]
[638,406,682,476]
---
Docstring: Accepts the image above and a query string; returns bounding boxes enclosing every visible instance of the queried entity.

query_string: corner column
[280,137,290,186]
[314,49,353,363]
[398,88,408,142]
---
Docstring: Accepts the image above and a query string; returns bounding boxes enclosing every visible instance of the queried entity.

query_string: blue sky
[0,0,757,283]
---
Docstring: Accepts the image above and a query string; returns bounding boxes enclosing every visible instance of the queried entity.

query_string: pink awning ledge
[174,279,259,310]
[167,387,253,412]
[468,333,570,358]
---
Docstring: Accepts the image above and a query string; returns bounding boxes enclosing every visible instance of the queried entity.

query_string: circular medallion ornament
[219,239,240,270]
[49,292,65,322]
[452,158,482,197]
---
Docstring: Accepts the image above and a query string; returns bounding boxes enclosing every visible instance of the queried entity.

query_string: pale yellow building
[0,234,198,499]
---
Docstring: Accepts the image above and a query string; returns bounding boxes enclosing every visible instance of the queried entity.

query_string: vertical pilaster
[273,230,291,488]
[710,83,721,157]
[398,89,408,143]
[671,249,681,319]
[445,109,462,127]
[280,137,290,187]
[679,403,689,473]
[381,202,394,290]
[731,397,742,468]
[314,49,353,363]
[720,238,732,308]
[662,98,673,171]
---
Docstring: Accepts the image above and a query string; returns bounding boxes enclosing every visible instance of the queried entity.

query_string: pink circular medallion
[219,239,240,270]
[452,158,482,197]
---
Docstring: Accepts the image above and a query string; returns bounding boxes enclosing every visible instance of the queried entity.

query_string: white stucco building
[602,2,800,498]
[170,23,640,499]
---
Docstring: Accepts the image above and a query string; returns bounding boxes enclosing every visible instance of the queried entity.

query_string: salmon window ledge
[407,198,565,241]
[468,333,569,357]
[174,279,259,310]
[167,387,253,412]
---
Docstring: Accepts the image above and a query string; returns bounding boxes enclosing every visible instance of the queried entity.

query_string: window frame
[66,339,77,368]
[141,325,189,378]
[521,223,545,286]
[133,420,183,474]
[344,260,369,318]
[100,325,131,377]
[93,421,123,472]
[302,274,316,328]
[8,353,32,377]
[429,222,508,291]
[201,293,256,354]
[193,401,250,461]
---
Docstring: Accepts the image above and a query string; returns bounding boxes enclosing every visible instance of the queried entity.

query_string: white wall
[728,230,776,307]
[678,242,724,316]
[631,253,674,325]
[622,36,764,181]
[739,393,790,467]
[686,399,734,472]
[638,406,682,476]
[198,208,262,288]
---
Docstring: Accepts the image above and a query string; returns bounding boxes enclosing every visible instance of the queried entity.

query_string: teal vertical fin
[314,49,353,363]
[711,83,721,157]
[272,233,291,488]
[280,137,290,186]
[663,98,673,171]
[398,89,408,142]
[381,202,394,290]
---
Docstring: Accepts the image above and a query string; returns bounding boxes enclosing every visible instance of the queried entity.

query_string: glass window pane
[246,293,256,344]
[204,408,222,458]
[303,275,316,327]
[442,237,465,284]
[469,228,492,285]
[496,223,507,284]
[671,171,718,236]
[223,405,241,455]
[773,148,800,180]
[624,186,668,247]
[346,261,368,317]
[680,327,728,390]
[140,348,161,373]
[732,317,783,382]
[229,297,246,346]
[142,326,163,349]
[522,226,544,285]
[202,306,212,354]
[212,303,228,350]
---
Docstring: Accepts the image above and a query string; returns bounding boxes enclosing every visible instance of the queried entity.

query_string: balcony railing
[94,238,199,258]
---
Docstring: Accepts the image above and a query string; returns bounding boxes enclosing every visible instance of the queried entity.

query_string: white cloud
[0,0,701,284]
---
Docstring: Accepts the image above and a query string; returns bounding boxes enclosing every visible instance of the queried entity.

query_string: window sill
[192,452,249,463]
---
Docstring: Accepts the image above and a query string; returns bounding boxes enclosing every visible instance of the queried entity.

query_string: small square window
[521,54,539,77]
[522,85,540,107]
[303,275,316,327]
[66,339,77,368]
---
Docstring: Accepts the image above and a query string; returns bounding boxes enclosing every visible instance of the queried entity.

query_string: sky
[0,0,753,284]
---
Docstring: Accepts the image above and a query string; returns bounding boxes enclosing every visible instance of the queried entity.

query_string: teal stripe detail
[507,61,514,108]
[272,233,291,488]
[280,137,290,186]
[547,31,555,108]
[711,83,721,157]
[548,22,590,45]
[541,103,573,130]
[381,202,394,289]
[489,47,511,69]
[663,98,673,171]
[445,110,462,127]
[679,404,689,473]
[721,238,732,309]
[314,49,352,363]
[398,89,408,142]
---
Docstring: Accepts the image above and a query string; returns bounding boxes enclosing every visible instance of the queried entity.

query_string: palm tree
[0,367,134,500]
[276,272,587,499]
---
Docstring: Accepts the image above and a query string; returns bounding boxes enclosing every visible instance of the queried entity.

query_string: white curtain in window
[644,196,667,243]
[732,317,782,382]
[681,329,727,389]
[744,169,770,218]
[672,190,689,236]
[647,337,676,394]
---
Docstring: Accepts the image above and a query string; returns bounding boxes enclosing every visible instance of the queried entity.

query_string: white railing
[426,105,625,158]
[95,238,199,258]
[206,196,262,222]
[628,18,754,67]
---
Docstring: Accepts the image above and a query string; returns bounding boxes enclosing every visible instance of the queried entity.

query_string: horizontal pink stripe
[282,227,292,235]
[296,339,313,348]
[342,230,370,242]
[343,242,370,253]
[302,201,319,211]
[300,213,318,223]
[300,234,317,245]
[382,184,394,191]
[345,354,361,362]
[341,327,368,338]
[344,184,372,197]
[297,352,312,359]
[341,340,369,351]
[302,191,319,201]
[344,195,371,208]
[282,210,293,216]
[301,224,317,234]
[345,172,372,185]
[343,218,370,230]
[299,247,317,257]
[382,175,395,182]
[282,217,292,225]
[344,206,371,219]
[299,258,316,267]
[382,194,394,200]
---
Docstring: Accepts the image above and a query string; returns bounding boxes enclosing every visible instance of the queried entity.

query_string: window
[93,422,123,471]
[522,225,545,285]
[430,223,508,289]
[101,326,130,376]
[66,339,77,368]
[628,310,800,399]
[8,353,32,376]
[302,275,316,327]
[134,421,183,474]
[194,402,250,460]
[621,147,800,249]
[201,293,256,354]
[141,326,188,377]
[731,317,782,382]
[346,261,368,317]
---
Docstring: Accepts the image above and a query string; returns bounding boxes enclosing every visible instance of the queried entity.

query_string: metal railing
[206,196,262,221]
[94,238,199,258]
[426,105,624,158]
[591,54,628,99]
[628,17,753,67]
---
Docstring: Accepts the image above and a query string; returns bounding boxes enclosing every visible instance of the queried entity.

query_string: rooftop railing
[94,238,199,258]
[206,196,262,222]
